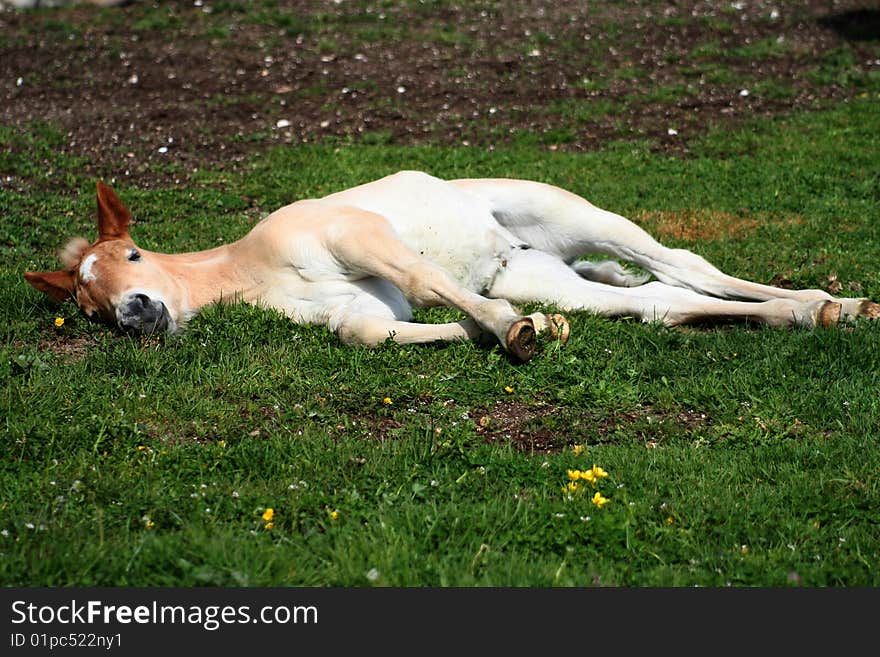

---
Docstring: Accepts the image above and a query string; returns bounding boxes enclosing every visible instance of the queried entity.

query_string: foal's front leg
[321,206,566,360]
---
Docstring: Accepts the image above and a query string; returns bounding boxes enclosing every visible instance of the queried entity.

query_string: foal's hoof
[545,313,571,345]
[859,300,880,319]
[817,300,842,328]
[526,312,571,345]
[506,318,536,362]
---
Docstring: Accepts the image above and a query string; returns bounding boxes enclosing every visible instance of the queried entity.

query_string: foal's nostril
[132,293,151,307]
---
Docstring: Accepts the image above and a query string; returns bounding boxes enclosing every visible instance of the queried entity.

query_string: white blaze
[79,253,98,283]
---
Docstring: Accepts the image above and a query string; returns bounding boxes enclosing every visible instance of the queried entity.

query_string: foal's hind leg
[455,178,879,321]
[620,237,879,320]
[490,249,842,328]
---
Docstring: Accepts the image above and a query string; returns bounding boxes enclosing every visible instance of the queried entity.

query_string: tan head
[24,182,184,335]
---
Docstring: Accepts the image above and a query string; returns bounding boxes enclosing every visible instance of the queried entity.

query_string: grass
[2,94,880,586]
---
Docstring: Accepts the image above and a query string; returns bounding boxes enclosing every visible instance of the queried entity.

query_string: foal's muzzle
[118,293,170,335]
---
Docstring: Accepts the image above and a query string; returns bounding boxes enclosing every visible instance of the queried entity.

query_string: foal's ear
[24,270,76,303]
[96,180,131,241]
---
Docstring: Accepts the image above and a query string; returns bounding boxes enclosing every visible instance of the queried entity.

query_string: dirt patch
[11,332,95,360]
[473,400,710,452]
[635,209,806,242]
[474,400,570,453]
[2,1,879,189]
[36,334,94,359]
[636,209,759,242]
[334,412,404,442]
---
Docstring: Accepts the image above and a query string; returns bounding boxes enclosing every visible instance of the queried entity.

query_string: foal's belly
[319,171,524,293]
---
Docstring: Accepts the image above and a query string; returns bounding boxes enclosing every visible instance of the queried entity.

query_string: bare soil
[2,0,879,187]
[474,400,711,453]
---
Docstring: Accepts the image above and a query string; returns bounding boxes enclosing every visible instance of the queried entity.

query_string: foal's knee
[335,316,391,346]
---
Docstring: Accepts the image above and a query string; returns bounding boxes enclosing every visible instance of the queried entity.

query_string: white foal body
[25,171,879,361]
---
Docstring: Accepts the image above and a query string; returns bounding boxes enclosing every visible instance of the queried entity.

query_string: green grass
[2,100,879,586]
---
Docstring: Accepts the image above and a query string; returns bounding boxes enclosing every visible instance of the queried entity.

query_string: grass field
[2,1,880,587]
[3,97,879,586]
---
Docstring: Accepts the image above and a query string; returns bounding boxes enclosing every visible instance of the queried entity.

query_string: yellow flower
[566,469,582,481]
[329,510,340,521]
[504,386,514,394]
[565,482,580,493]
[591,465,608,479]
[591,491,610,508]
[572,444,584,455]
[382,397,392,405]
[580,469,596,485]
[665,516,674,525]
[54,317,64,327]
[136,445,148,452]
[264,522,274,530]
[217,440,226,448]
[261,508,274,522]
[145,520,155,530]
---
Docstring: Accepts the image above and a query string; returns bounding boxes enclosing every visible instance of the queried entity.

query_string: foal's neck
[152,241,258,311]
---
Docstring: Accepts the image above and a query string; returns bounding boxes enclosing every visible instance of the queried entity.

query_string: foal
[25,172,879,361]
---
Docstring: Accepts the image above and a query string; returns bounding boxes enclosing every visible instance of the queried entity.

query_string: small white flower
[232,491,240,498]
[397,85,406,94]
[276,119,291,129]
[25,523,35,530]
[739,89,750,97]
[667,128,678,136]
[366,568,380,582]
[553,513,565,519]
[320,120,330,128]
[158,146,168,154]
[1,529,9,536]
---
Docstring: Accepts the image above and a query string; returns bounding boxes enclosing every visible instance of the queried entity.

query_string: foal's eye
[128,249,141,262]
